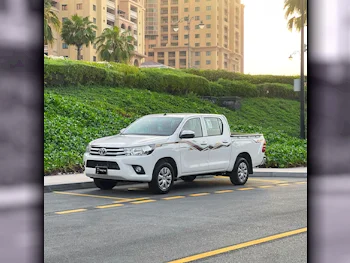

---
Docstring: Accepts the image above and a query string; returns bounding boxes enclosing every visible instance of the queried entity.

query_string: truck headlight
[125,145,155,156]
[85,143,91,153]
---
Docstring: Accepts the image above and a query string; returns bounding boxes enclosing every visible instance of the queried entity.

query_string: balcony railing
[107,12,116,21]
[107,0,116,9]
[130,10,137,18]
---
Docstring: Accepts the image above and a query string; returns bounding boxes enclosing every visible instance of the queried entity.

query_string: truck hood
[90,134,170,148]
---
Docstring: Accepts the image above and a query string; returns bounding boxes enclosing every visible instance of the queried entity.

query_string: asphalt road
[44,176,307,263]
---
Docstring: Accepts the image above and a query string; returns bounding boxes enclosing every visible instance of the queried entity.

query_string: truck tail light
[262,140,266,153]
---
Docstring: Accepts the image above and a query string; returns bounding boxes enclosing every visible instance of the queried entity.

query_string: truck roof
[146,113,224,118]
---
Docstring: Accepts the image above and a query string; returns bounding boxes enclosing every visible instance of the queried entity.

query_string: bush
[217,79,258,97]
[182,68,305,85]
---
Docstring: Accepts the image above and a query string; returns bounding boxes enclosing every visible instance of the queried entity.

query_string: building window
[184,34,189,39]
[184,25,189,30]
[195,52,200,56]
[206,6,211,11]
[206,60,211,65]
[195,7,200,11]
[195,16,200,20]
[77,3,82,10]
[171,42,178,46]
[195,61,200,66]
[195,43,200,47]
[148,52,154,56]
[172,35,178,40]
[206,24,211,29]
[62,4,68,10]
[93,18,96,24]
[80,55,84,60]
[206,15,211,20]
[93,44,97,49]
[184,0,188,2]
[93,56,97,62]
[206,33,211,38]
[195,34,200,38]
[62,43,68,49]
[206,42,211,46]
[158,60,164,64]
[169,52,175,57]
[206,51,211,56]
[184,8,188,12]
[93,4,96,11]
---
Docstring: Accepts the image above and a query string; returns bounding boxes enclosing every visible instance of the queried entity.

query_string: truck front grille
[90,146,126,156]
[86,160,120,170]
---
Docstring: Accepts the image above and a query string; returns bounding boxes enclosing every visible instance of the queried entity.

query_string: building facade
[144,0,244,72]
[45,0,146,65]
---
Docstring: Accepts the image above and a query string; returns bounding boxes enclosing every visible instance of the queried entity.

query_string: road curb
[251,172,307,178]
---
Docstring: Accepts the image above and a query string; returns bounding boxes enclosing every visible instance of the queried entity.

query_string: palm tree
[95,26,135,63]
[284,0,307,31]
[44,0,60,46]
[61,15,98,60]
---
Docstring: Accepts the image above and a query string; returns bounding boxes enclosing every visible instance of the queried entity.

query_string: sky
[241,0,307,75]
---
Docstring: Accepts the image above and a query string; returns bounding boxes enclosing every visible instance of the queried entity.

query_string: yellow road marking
[189,193,210,197]
[216,176,228,179]
[162,196,186,200]
[113,197,150,203]
[96,204,124,209]
[55,209,87,215]
[215,190,234,194]
[295,182,307,184]
[258,185,274,188]
[53,191,128,200]
[131,199,156,204]
[249,178,286,184]
[167,227,307,263]
[237,187,255,191]
[278,183,290,186]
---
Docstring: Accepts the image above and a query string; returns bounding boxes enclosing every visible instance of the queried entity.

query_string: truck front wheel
[94,178,117,190]
[149,161,175,194]
[230,157,249,185]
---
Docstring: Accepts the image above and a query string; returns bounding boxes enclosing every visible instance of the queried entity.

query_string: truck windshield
[122,117,183,136]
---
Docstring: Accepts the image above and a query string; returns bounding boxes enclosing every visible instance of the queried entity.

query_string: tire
[94,178,117,190]
[230,157,249,185]
[149,161,175,194]
[181,175,197,182]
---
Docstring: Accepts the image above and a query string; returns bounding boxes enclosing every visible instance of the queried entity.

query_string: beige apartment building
[145,0,244,72]
[45,0,146,66]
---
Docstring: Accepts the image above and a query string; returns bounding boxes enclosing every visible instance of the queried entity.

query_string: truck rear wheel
[230,157,249,185]
[149,161,175,194]
[94,178,117,190]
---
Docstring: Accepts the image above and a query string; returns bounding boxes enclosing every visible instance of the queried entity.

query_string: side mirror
[179,130,195,139]
[120,128,126,134]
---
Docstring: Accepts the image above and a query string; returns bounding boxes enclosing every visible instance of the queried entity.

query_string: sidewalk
[44,167,307,193]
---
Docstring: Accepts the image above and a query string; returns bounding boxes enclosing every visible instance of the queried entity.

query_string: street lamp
[173,15,205,68]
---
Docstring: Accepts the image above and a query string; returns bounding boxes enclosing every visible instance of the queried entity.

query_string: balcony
[161,0,168,5]
[130,10,138,19]
[107,12,116,21]
[107,0,116,9]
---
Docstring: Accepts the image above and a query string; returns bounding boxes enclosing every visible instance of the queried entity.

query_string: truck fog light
[132,165,145,174]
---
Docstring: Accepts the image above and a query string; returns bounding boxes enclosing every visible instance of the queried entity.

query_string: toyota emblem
[99,148,107,156]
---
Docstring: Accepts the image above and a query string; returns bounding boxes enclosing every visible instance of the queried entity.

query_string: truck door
[179,117,209,174]
[203,117,231,172]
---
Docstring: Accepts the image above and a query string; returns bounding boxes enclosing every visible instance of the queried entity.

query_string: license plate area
[96,166,108,174]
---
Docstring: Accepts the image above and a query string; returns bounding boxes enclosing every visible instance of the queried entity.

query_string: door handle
[222,141,229,144]
[200,142,208,146]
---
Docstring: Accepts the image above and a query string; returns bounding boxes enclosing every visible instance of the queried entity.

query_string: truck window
[204,117,223,136]
[182,118,203,138]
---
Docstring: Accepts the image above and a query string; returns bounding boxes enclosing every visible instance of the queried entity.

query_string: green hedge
[44,57,306,100]
[182,68,306,85]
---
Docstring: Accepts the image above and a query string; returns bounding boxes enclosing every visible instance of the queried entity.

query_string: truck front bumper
[83,153,155,182]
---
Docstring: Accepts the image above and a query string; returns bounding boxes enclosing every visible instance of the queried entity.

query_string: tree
[61,15,97,60]
[44,0,60,46]
[95,26,135,63]
[284,0,307,31]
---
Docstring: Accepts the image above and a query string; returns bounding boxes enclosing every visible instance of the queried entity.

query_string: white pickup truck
[83,113,266,194]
